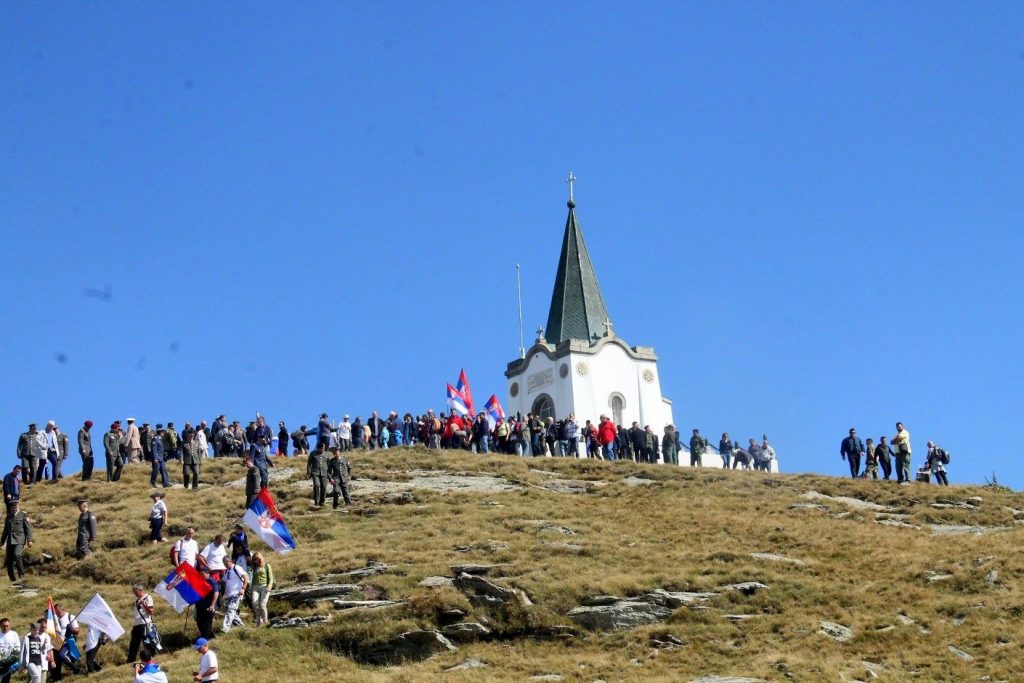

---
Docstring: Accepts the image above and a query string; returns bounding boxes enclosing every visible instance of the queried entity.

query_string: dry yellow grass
[3,448,1023,682]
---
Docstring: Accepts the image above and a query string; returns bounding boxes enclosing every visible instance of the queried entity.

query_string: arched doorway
[609,393,625,426]
[531,393,555,421]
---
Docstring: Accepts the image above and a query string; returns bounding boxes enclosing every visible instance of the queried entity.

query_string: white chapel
[505,179,675,434]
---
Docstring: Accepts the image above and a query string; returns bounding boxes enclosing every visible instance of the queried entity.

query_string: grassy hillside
[4,449,1023,682]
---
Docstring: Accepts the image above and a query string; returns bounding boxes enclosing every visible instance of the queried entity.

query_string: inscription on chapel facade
[527,368,554,394]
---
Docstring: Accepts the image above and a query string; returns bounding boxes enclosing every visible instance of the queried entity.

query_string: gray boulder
[363,630,457,665]
[441,621,491,642]
[567,600,674,631]
[273,583,360,605]
[454,572,532,607]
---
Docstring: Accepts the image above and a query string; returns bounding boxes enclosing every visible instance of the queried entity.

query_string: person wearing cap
[133,648,167,683]
[182,428,203,490]
[306,442,329,508]
[2,499,32,582]
[193,638,218,682]
[75,500,97,559]
[2,466,21,512]
[124,418,142,464]
[148,493,168,544]
[338,415,352,452]
[149,426,170,488]
[103,422,124,482]
[250,416,273,488]
[327,448,352,509]
[77,420,94,481]
[17,424,40,486]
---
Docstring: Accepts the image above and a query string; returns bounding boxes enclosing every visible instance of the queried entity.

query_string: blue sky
[2,2,1022,487]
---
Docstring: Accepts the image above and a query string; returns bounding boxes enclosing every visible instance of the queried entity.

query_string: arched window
[609,393,625,426]
[532,393,555,421]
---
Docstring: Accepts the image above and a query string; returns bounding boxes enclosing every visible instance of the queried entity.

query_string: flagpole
[516,263,525,359]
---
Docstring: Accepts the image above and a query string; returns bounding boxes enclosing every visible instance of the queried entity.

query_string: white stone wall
[506,338,674,432]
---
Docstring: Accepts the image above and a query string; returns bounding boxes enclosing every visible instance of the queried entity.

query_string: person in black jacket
[840,428,865,479]
[628,422,645,463]
[277,422,289,457]
[875,436,895,480]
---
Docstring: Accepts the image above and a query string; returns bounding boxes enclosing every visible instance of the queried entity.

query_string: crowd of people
[839,422,951,485]
[1,409,950,681]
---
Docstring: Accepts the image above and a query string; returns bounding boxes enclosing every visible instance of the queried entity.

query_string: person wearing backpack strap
[925,441,949,485]
[892,422,912,483]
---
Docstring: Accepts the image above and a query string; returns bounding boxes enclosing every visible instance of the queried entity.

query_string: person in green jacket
[689,429,707,467]
[250,552,275,627]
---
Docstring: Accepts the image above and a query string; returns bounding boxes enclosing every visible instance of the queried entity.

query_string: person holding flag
[242,489,296,555]
[49,603,80,680]
[74,593,124,675]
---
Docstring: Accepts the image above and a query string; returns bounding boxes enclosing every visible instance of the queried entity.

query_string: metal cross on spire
[566,171,576,203]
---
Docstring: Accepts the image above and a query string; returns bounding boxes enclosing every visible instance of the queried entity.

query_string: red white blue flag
[456,369,475,417]
[447,383,470,417]
[243,487,297,554]
[154,562,212,613]
[484,394,505,430]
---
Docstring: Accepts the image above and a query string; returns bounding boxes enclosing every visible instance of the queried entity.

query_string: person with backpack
[925,441,950,485]
[126,585,156,664]
[220,557,248,632]
[162,423,180,462]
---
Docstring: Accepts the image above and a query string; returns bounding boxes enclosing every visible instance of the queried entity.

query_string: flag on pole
[44,597,62,648]
[154,562,212,613]
[446,383,470,417]
[456,369,476,417]
[484,394,505,431]
[243,488,297,554]
[75,593,125,641]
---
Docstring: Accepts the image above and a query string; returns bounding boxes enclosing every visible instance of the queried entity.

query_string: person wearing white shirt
[199,536,227,583]
[220,558,248,633]
[172,529,199,567]
[83,624,103,674]
[1,618,20,683]
[339,417,352,451]
[52,604,80,679]
[127,585,155,664]
[193,638,218,682]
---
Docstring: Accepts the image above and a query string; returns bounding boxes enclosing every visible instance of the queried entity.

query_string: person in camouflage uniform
[689,429,707,467]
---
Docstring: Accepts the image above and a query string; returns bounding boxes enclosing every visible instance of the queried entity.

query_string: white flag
[75,593,125,642]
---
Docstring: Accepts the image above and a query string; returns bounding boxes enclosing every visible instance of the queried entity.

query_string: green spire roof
[544,200,612,344]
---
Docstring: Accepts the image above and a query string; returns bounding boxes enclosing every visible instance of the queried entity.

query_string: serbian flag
[243,487,297,554]
[484,394,505,431]
[456,369,475,416]
[154,562,212,613]
[45,597,62,647]
[447,383,470,417]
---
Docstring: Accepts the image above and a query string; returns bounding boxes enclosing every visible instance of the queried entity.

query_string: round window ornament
[510,382,519,398]
[576,361,589,376]
[559,363,569,379]
[643,369,655,383]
